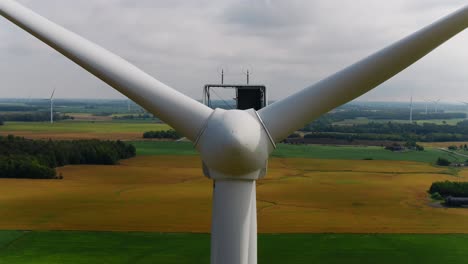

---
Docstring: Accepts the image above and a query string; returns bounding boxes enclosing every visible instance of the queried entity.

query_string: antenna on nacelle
[242,67,253,85]
[204,68,266,111]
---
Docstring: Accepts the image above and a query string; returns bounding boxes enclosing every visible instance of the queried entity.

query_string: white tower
[409,96,413,123]
[49,88,55,124]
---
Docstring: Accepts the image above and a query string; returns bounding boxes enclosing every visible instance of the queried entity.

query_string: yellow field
[0,156,467,233]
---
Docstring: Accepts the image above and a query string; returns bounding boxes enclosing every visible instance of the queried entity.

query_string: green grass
[131,141,465,163]
[132,141,197,156]
[0,231,467,264]
[0,121,170,133]
[272,144,466,163]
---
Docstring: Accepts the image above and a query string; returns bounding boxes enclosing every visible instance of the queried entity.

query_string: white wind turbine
[460,101,468,119]
[1,1,468,263]
[424,99,431,114]
[433,98,441,113]
[49,88,55,124]
[409,96,413,123]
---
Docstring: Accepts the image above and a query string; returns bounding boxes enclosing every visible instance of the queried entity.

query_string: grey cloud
[222,0,311,36]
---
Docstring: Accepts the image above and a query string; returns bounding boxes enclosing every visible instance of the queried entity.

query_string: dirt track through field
[0,156,467,233]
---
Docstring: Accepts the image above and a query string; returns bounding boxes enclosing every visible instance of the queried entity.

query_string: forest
[429,181,468,198]
[0,112,73,122]
[301,120,468,142]
[0,135,136,179]
[143,129,180,139]
[313,109,465,123]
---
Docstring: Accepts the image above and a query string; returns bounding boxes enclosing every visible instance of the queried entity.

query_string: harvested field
[0,156,467,233]
[0,121,170,140]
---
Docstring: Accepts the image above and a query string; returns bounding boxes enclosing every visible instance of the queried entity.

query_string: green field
[0,121,170,133]
[0,231,467,264]
[131,141,198,156]
[131,141,465,163]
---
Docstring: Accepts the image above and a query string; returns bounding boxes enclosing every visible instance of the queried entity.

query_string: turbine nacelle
[195,109,274,180]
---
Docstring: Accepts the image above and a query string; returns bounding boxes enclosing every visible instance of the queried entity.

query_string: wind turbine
[49,88,55,124]
[433,99,441,113]
[1,1,468,263]
[409,96,413,123]
[424,99,431,114]
[460,101,468,119]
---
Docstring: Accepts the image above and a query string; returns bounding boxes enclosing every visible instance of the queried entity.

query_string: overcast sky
[0,0,467,102]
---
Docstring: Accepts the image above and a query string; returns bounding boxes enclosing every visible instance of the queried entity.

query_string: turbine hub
[195,108,274,180]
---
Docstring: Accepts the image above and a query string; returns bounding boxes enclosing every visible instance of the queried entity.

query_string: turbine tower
[424,99,431,114]
[460,101,468,119]
[409,96,413,123]
[433,99,441,113]
[1,1,468,263]
[49,88,55,124]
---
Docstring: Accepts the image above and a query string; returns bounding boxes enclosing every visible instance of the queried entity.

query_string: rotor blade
[0,0,212,141]
[50,88,55,100]
[258,6,468,142]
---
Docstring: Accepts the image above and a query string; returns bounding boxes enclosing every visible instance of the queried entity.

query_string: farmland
[0,121,170,140]
[1,231,468,264]
[0,154,467,233]
[1,150,468,263]
[132,141,466,163]
[2,108,468,263]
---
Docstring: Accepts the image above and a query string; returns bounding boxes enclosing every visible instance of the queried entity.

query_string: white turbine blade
[211,180,256,264]
[258,6,468,142]
[0,0,212,141]
[50,88,55,100]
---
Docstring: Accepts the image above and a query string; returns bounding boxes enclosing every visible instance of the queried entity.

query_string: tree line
[143,130,180,139]
[429,181,468,198]
[0,112,73,122]
[300,120,468,142]
[114,113,157,120]
[0,105,39,112]
[305,110,465,126]
[0,135,136,179]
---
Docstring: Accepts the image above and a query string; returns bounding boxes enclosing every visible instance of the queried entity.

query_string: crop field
[1,138,468,262]
[0,121,170,140]
[1,231,468,264]
[0,155,467,233]
[132,141,466,163]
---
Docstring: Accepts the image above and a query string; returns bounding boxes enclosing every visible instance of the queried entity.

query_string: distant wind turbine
[409,96,413,123]
[1,1,468,263]
[460,101,468,119]
[49,88,55,124]
[433,99,441,113]
[424,99,431,114]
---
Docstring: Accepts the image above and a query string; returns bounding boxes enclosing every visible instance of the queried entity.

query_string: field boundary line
[0,231,29,252]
